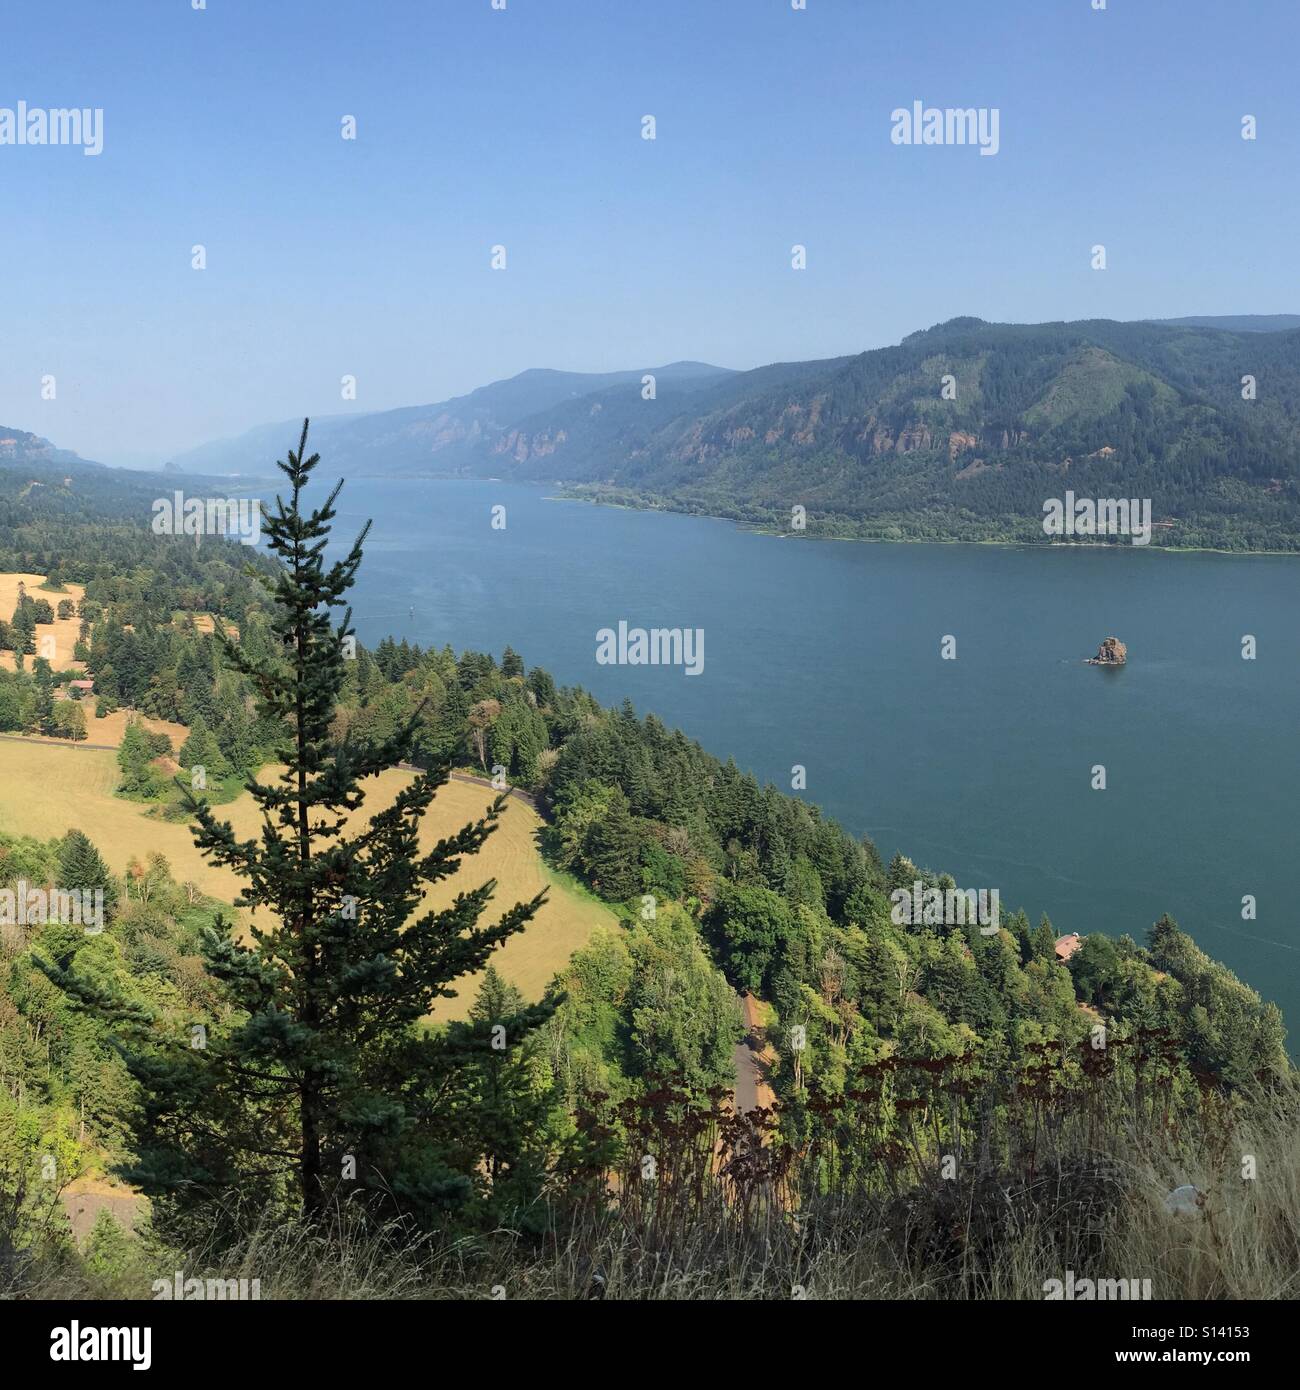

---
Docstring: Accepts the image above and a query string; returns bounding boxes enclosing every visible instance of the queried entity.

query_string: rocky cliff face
[492,427,569,463]
[1087,636,1127,665]
[948,430,979,461]
[0,429,70,464]
[0,427,99,472]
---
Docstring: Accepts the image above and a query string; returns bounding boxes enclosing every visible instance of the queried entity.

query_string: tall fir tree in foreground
[50,422,551,1232]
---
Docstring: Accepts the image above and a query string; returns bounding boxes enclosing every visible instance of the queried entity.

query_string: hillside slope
[171,361,734,478]
[0,739,614,1020]
[0,425,104,473]
[152,317,1300,547]
[482,318,1300,548]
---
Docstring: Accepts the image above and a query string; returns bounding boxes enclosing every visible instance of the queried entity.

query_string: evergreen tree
[886,851,919,895]
[96,422,550,1226]
[1031,915,1057,964]
[458,964,556,1220]
[12,604,35,658]
[31,658,55,734]
[525,666,556,708]
[219,696,258,775]
[82,1207,136,1289]
[176,643,217,726]
[58,829,119,916]
[178,712,230,783]
[583,787,643,902]
[116,717,165,797]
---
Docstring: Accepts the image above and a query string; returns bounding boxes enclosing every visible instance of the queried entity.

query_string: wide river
[328,478,1300,1038]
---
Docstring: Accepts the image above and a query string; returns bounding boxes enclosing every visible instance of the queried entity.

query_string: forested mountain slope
[164,317,1300,549]
[485,317,1300,548]
[170,361,733,478]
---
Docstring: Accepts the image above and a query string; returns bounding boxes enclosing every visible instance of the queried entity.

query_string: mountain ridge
[38,314,1300,549]
[450,315,1300,548]
[0,425,105,472]
[170,360,734,478]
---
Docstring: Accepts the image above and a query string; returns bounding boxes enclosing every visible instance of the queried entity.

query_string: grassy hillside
[0,572,86,673]
[0,739,614,1016]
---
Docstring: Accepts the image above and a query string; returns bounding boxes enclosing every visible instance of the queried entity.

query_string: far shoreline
[221,469,1300,558]
[543,482,1300,559]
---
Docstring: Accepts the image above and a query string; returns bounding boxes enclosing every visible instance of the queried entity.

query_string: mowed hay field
[0,573,86,673]
[41,706,188,751]
[0,739,247,906]
[0,740,613,1021]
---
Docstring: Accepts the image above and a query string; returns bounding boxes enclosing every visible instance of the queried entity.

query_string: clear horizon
[2,0,1296,466]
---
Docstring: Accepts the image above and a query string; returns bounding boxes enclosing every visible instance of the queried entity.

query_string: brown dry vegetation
[0,572,86,673]
[9,708,188,751]
[0,740,614,1015]
[13,1084,1298,1301]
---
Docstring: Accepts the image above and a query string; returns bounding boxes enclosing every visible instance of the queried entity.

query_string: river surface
[325,477,1300,1038]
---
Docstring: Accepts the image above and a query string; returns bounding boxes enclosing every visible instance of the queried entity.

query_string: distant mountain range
[170,361,735,478]
[165,314,1300,548]
[12,314,1300,550]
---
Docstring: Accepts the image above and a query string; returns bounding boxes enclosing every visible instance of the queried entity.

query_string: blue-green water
[330,478,1300,1036]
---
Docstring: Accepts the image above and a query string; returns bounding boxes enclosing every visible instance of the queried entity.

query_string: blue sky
[0,0,1295,465]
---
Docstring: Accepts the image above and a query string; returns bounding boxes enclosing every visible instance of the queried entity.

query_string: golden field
[0,739,613,1019]
[0,572,86,673]
[21,707,188,751]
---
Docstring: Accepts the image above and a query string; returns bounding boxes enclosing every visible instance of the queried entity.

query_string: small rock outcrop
[1087,636,1127,665]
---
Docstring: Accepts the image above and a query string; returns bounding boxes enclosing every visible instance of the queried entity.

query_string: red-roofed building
[1054,932,1083,962]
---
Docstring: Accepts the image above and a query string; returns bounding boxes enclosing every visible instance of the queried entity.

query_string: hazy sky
[1,0,1295,466]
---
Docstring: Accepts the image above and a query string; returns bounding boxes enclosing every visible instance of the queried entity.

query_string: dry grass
[0,572,86,673]
[0,739,243,903]
[246,1093,1300,1299]
[11,1096,1298,1300]
[13,707,188,751]
[1111,1099,1300,1300]
[178,611,239,640]
[0,741,614,1014]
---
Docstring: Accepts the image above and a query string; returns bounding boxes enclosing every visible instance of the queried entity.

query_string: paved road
[732,992,776,1113]
[402,765,546,818]
[0,731,118,752]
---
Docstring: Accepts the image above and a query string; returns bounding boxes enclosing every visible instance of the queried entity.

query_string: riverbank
[551,485,1300,556]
